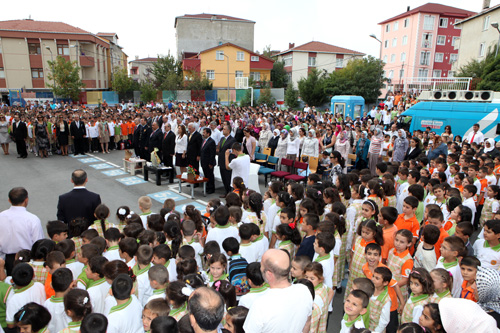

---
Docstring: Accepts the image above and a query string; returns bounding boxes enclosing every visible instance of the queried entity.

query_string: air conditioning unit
[457,90,493,102]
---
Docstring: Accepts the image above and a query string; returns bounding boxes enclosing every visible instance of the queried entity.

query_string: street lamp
[491,22,500,57]
[45,46,56,102]
[369,34,382,59]
[222,53,230,106]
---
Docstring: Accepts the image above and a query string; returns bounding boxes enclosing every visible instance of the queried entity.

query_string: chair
[267,155,279,168]
[259,156,278,183]
[284,161,308,183]
[347,153,356,168]
[308,156,319,174]
[254,152,268,165]
[255,146,260,153]
[270,158,293,180]
[262,147,271,156]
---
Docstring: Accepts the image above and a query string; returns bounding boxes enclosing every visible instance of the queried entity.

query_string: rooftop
[175,13,254,27]
[378,3,476,24]
[129,57,158,63]
[0,19,91,34]
[275,41,365,56]
[455,3,500,25]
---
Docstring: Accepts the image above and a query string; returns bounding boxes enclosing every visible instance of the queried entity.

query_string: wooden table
[176,175,209,199]
[144,165,174,186]
[123,158,145,175]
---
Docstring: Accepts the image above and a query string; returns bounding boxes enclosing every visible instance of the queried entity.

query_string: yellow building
[183,43,274,89]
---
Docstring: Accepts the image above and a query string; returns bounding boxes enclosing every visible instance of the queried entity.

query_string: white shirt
[44,296,71,333]
[0,206,45,258]
[136,266,153,306]
[463,197,476,225]
[106,296,144,333]
[244,284,313,333]
[435,257,463,298]
[229,154,251,185]
[175,134,188,154]
[473,238,500,270]
[211,128,222,145]
[238,286,270,309]
[66,260,84,281]
[206,225,240,257]
[87,279,111,314]
[6,282,46,324]
[286,137,301,155]
[239,242,261,263]
[464,130,485,144]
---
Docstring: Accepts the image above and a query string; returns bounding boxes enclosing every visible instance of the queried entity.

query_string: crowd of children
[2,149,500,333]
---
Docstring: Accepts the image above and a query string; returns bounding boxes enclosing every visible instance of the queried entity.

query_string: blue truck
[401,90,500,141]
[331,95,365,120]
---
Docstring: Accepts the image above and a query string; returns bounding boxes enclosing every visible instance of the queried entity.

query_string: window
[57,44,69,56]
[418,68,429,78]
[251,56,259,62]
[402,35,408,45]
[206,70,215,80]
[235,71,243,77]
[0,68,4,78]
[435,53,444,62]
[452,37,459,47]
[392,38,397,47]
[394,21,399,31]
[386,24,390,32]
[420,51,431,65]
[216,51,224,60]
[448,71,455,78]
[483,16,490,30]
[283,55,292,67]
[449,53,458,63]
[404,18,409,28]
[439,18,448,28]
[236,51,244,61]
[423,15,435,30]
[401,52,406,62]
[336,58,344,68]
[250,72,260,81]
[384,40,388,48]
[391,54,396,63]
[308,57,316,67]
[31,68,44,78]
[422,33,433,48]
[479,43,486,56]
[28,43,41,55]
[383,55,388,63]
[433,70,442,77]
[437,36,446,45]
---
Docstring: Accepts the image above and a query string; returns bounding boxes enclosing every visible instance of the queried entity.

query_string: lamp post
[369,34,385,95]
[223,53,229,106]
[45,46,56,102]
[491,22,500,57]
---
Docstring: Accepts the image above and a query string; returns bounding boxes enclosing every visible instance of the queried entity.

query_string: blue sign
[116,176,147,186]
[89,163,114,170]
[79,158,99,164]
[148,190,184,203]
[101,169,128,176]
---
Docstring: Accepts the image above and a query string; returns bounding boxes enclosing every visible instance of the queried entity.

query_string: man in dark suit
[200,127,217,194]
[218,124,235,198]
[70,114,87,155]
[187,123,203,176]
[138,117,151,160]
[12,114,28,158]
[162,122,176,183]
[57,169,101,234]
[133,118,142,157]
[147,121,163,161]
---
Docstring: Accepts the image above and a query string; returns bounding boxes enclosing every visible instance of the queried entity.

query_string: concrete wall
[200,45,250,88]
[2,37,33,89]
[176,18,254,59]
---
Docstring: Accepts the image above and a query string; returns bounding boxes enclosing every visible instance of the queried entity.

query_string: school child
[418,303,445,333]
[383,179,398,209]
[353,200,379,247]
[142,298,170,332]
[269,192,295,247]
[325,212,347,291]
[60,288,92,332]
[206,206,240,257]
[228,206,242,227]
[313,232,335,291]
[291,256,312,283]
[81,229,99,246]
[475,166,490,226]
[180,220,204,269]
[239,262,269,309]
[224,306,249,333]
[387,229,414,299]
[369,266,397,333]
[276,224,302,258]
[427,208,451,259]
[138,196,155,230]
[106,274,143,333]
[296,213,318,260]
[115,205,130,231]
[84,256,110,314]
[163,220,182,258]
[346,220,383,301]
[46,220,69,243]
[41,251,65,300]
[265,181,285,236]
[435,236,465,297]
[249,223,269,262]
[237,224,260,264]
[289,182,304,215]
[367,179,385,211]
[89,204,114,238]
[443,197,461,236]
[379,207,398,264]
[396,168,410,213]
[340,290,369,332]
[76,244,100,290]
[463,184,478,224]
[129,245,152,307]
[166,281,189,321]
[304,262,334,332]
[118,237,139,269]
[426,185,450,220]
[401,268,433,324]
[338,174,353,209]
[455,222,474,256]
[146,265,169,303]
[13,302,52,333]
[103,228,123,262]
[346,184,367,257]
[43,268,72,333]
[473,219,500,270]
[55,240,83,281]
[480,185,500,227]
[454,172,465,193]
[429,268,452,303]
[448,164,461,187]
[29,239,54,285]
[414,225,440,272]
[206,253,229,287]
[323,187,336,216]
[459,256,480,302]
[151,244,177,282]
[222,237,250,296]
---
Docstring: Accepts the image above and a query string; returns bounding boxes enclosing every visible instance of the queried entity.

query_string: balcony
[82,80,96,88]
[79,56,94,67]
[32,78,45,89]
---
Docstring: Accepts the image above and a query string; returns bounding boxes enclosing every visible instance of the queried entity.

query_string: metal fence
[390,77,472,92]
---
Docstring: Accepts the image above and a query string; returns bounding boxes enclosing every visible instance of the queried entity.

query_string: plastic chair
[255,146,261,153]
[262,147,271,156]
[308,156,319,174]
[255,152,268,165]
[267,155,279,167]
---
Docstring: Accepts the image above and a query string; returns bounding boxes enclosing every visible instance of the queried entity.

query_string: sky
[0,0,492,62]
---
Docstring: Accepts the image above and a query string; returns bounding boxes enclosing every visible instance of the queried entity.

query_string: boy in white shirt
[85,256,111,314]
[55,239,84,281]
[134,245,154,306]
[152,244,177,282]
[238,262,269,309]
[138,196,154,230]
[119,237,138,269]
[106,274,143,333]
[463,185,478,224]
[103,228,124,262]
[146,265,169,303]
[249,223,268,262]
[206,206,240,256]
[312,232,335,290]
[181,220,204,269]
[473,220,500,270]
[43,268,72,333]
[238,224,261,263]
[6,264,46,329]
[340,290,368,332]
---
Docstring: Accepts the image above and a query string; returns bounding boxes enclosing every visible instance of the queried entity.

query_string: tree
[140,81,157,103]
[284,82,300,109]
[47,56,84,101]
[111,68,134,98]
[324,56,385,104]
[297,68,328,106]
[271,61,288,88]
[184,70,213,90]
[239,89,252,107]
[262,45,273,58]
[258,87,275,106]
[148,54,183,91]
[477,54,500,90]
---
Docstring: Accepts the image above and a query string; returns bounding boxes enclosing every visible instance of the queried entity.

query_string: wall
[200,45,250,88]
[2,37,33,89]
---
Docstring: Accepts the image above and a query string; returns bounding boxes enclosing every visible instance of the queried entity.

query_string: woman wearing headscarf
[427,135,448,160]
[481,138,500,159]
[301,129,319,159]
[335,128,351,164]
[258,123,272,150]
[393,129,409,163]
[286,128,301,161]
[267,129,280,156]
[368,127,384,175]
[354,131,370,170]
[275,129,288,164]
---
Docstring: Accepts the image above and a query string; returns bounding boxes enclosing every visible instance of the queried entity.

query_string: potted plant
[187,165,197,180]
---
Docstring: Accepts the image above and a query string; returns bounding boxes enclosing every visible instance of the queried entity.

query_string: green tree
[111,68,134,98]
[47,56,84,101]
[239,89,252,107]
[258,87,275,106]
[297,68,328,106]
[140,81,157,102]
[148,54,183,91]
[324,56,385,104]
[284,82,300,109]
[262,45,273,58]
[477,54,500,90]
[184,70,213,90]
[271,61,288,88]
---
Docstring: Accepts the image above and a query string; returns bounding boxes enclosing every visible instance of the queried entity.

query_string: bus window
[334,103,345,116]
[354,105,362,119]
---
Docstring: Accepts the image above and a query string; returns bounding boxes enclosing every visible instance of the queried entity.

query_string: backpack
[228,257,250,295]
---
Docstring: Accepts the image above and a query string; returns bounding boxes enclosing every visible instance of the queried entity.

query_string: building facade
[96,32,128,83]
[274,41,365,88]
[128,57,158,83]
[453,3,500,71]
[175,14,255,60]
[182,43,273,89]
[378,3,475,90]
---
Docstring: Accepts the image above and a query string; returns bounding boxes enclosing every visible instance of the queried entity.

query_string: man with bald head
[243,249,313,332]
[188,287,225,333]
